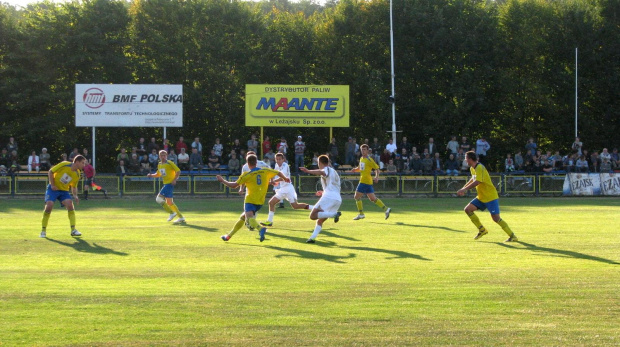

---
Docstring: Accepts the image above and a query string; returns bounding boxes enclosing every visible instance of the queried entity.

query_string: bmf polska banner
[75,84,183,127]
[563,173,620,196]
[245,85,349,127]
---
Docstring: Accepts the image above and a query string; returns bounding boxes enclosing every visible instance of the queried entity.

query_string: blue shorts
[244,203,263,214]
[470,198,500,215]
[45,185,72,203]
[356,183,375,194]
[159,184,174,198]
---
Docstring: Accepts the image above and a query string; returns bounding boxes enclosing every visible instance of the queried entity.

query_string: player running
[217,154,290,242]
[457,151,518,242]
[147,150,185,224]
[300,155,342,243]
[350,144,391,220]
[260,152,312,227]
[40,155,87,238]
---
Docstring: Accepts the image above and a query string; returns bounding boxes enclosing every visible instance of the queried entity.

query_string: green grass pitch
[1,197,619,346]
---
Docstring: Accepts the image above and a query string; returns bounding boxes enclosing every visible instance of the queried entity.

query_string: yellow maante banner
[245,84,349,127]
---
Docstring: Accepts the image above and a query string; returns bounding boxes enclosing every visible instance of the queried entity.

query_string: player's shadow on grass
[495,241,619,265]
[318,240,432,261]
[250,244,356,264]
[46,238,128,256]
[176,223,218,233]
[284,228,361,242]
[392,221,466,233]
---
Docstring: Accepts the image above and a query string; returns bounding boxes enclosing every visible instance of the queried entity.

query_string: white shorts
[274,184,297,202]
[315,196,342,214]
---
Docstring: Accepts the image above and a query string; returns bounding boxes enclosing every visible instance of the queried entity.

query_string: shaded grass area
[1,197,619,345]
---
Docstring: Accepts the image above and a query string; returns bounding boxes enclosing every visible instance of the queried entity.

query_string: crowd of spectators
[1,134,618,178]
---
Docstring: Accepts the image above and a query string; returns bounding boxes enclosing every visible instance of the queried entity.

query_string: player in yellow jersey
[147,150,185,224]
[350,144,391,220]
[457,151,518,242]
[40,155,87,238]
[217,154,290,242]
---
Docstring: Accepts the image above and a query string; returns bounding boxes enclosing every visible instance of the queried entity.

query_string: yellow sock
[248,217,260,230]
[467,212,485,231]
[68,210,76,230]
[170,204,183,218]
[229,218,245,237]
[374,198,387,211]
[161,202,173,213]
[42,212,51,229]
[355,199,363,214]
[497,219,514,236]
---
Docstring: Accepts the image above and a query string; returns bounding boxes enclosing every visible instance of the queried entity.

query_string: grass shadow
[176,223,218,232]
[246,244,356,264]
[495,241,619,265]
[46,238,129,256]
[281,228,361,242]
[393,221,466,233]
[316,240,432,261]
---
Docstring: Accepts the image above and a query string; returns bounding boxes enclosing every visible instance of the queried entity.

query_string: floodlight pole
[575,47,578,138]
[92,127,96,169]
[389,0,397,144]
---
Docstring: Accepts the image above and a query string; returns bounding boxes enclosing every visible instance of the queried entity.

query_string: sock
[355,199,363,214]
[247,217,260,230]
[374,198,387,211]
[497,218,514,236]
[307,204,314,210]
[68,210,76,230]
[467,211,485,232]
[42,211,51,230]
[229,218,245,237]
[267,211,275,222]
[84,190,88,199]
[309,225,322,240]
[318,211,337,219]
[170,204,184,218]
[161,202,173,213]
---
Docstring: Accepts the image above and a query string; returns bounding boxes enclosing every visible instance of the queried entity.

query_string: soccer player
[83,161,108,200]
[147,150,185,224]
[457,151,518,242]
[350,144,391,220]
[260,152,312,227]
[217,154,290,242]
[40,155,87,238]
[238,151,269,195]
[300,155,342,243]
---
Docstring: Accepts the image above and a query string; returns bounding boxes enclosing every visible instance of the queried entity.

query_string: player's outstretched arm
[300,167,326,177]
[217,175,239,189]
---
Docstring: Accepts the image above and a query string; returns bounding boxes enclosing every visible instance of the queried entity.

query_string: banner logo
[83,88,105,109]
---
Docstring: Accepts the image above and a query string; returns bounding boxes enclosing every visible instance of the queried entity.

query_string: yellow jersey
[470,163,499,203]
[156,160,181,184]
[358,156,379,185]
[50,161,81,191]
[237,167,279,205]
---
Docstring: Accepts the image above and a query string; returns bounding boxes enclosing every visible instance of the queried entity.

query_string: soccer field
[1,197,619,346]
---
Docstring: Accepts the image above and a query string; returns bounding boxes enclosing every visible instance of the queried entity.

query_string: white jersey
[241,160,269,174]
[320,166,341,201]
[274,162,291,188]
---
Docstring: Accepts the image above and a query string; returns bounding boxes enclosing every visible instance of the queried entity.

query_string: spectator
[168,149,178,165]
[116,159,128,176]
[370,137,383,163]
[571,137,583,155]
[189,147,203,171]
[140,153,150,172]
[60,153,68,162]
[386,159,397,173]
[212,138,224,159]
[600,148,611,162]
[231,138,242,157]
[514,151,524,171]
[424,137,438,157]
[190,137,202,155]
[207,149,220,169]
[445,153,459,176]
[459,136,471,153]
[525,138,537,160]
[431,152,444,175]
[137,137,147,157]
[262,136,271,155]
[590,151,601,173]
[310,152,319,170]
[39,148,51,171]
[147,137,159,154]
[6,137,18,153]
[422,153,433,175]
[27,150,40,173]
[68,148,79,161]
[228,152,240,175]
[247,134,258,153]
[504,154,515,172]
[117,148,130,163]
[294,135,306,172]
[446,136,459,156]
[409,154,423,175]
[162,138,171,153]
[475,137,490,165]
[582,149,591,164]
[576,155,589,172]
[385,138,397,156]
[380,148,392,169]
[460,155,469,174]
[354,138,361,164]
[148,149,159,170]
[399,136,412,155]
[128,153,142,174]
[563,153,576,172]
[0,148,11,168]
[610,148,619,167]
[175,136,188,154]
[396,148,408,172]
[275,137,288,158]
[551,151,563,170]
[9,150,21,171]
[345,137,356,165]
[264,148,275,167]
[327,138,339,164]
[82,148,92,164]
[601,158,612,173]
[177,148,189,171]
[542,156,553,173]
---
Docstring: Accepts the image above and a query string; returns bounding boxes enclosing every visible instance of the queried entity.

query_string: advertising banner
[562,173,620,196]
[75,84,183,127]
[245,85,349,127]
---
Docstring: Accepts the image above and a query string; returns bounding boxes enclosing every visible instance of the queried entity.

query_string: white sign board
[75,84,183,127]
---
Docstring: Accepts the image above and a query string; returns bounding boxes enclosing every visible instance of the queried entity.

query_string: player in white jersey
[260,153,312,227]
[299,154,342,243]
